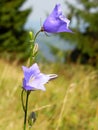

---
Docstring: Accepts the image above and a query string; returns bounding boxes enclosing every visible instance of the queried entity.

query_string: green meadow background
[0,59,98,130]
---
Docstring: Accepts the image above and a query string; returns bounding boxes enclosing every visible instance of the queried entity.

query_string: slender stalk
[29,30,41,65]
[23,91,30,130]
[33,30,42,43]
[30,43,34,65]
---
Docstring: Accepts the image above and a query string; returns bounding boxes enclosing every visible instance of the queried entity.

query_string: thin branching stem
[33,30,42,43]
[24,91,30,130]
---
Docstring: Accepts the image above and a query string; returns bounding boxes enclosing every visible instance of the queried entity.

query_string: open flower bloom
[42,4,72,33]
[22,63,58,91]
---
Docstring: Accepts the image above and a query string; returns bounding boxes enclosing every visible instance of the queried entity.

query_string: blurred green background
[0,0,98,130]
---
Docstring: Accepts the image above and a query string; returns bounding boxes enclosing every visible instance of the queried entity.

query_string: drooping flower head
[42,4,72,33]
[22,63,57,91]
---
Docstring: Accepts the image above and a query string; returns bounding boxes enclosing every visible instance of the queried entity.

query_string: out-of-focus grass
[0,60,98,130]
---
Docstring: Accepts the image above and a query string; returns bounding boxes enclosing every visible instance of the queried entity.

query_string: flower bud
[28,112,36,128]
[29,31,34,41]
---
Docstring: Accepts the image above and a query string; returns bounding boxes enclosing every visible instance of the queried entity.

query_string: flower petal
[47,74,58,80]
[22,66,31,82]
[22,63,58,91]
[22,63,40,82]
[43,4,72,33]
[23,78,34,90]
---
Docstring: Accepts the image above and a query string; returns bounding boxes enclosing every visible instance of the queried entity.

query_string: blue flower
[42,4,72,33]
[22,63,57,91]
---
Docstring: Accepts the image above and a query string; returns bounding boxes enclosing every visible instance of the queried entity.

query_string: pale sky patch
[20,0,69,30]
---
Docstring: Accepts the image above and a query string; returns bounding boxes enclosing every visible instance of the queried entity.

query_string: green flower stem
[24,91,30,130]
[33,30,42,43]
[29,30,41,65]
[30,41,34,65]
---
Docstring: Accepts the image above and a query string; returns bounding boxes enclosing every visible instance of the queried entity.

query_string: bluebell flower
[42,4,72,33]
[22,63,57,91]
